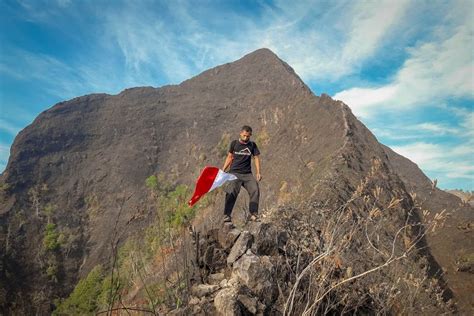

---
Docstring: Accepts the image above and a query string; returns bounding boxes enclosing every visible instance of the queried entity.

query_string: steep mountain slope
[382,144,474,313]
[0,48,470,314]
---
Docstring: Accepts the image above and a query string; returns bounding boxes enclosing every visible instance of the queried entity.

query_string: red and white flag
[188,166,237,206]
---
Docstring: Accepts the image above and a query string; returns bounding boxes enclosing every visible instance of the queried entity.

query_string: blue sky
[0,0,473,190]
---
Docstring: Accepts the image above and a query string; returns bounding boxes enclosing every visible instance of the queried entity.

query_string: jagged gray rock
[237,294,258,314]
[227,231,253,266]
[232,253,276,304]
[247,221,288,255]
[214,286,242,316]
[208,272,226,284]
[218,223,241,249]
[191,284,220,297]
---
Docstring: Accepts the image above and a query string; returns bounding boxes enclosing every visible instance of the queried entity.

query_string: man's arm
[254,155,261,181]
[223,152,233,172]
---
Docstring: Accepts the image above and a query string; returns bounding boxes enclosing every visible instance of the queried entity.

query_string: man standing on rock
[222,125,262,223]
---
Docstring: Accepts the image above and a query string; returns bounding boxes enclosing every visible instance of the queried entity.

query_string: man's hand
[223,152,233,172]
[254,155,261,181]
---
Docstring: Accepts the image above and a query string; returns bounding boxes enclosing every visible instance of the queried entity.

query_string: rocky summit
[0,48,472,314]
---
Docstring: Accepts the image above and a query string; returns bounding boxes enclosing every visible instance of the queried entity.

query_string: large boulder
[247,222,288,255]
[232,252,277,304]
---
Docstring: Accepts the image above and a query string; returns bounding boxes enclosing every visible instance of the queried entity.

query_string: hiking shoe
[223,215,232,223]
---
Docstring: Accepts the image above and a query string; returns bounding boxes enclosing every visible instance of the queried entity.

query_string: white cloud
[340,0,409,69]
[0,119,21,136]
[373,108,473,188]
[225,0,410,81]
[16,0,73,23]
[99,0,411,84]
[370,108,473,143]
[372,128,421,140]
[1,48,87,99]
[333,85,397,118]
[453,108,474,138]
[391,141,474,181]
[333,2,474,119]
[392,142,444,166]
[0,142,10,173]
[412,123,460,135]
[372,120,464,140]
[0,47,127,100]
[102,1,203,84]
[0,143,9,157]
[5,0,414,97]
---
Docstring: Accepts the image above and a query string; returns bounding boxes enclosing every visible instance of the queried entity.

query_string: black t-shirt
[228,139,260,174]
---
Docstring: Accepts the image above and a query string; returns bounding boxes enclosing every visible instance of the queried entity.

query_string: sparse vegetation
[43,223,60,251]
[43,203,55,222]
[53,173,214,314]
[0,181,10,203]
[28,183,49,217]
[42,211,62,283]
[55,158,452,314]
[281,158,451,315]
[46,261,59,282]
[85,193,100,218]
[254,129,270,148]
[53,265,105,315]
[216,132,231,158]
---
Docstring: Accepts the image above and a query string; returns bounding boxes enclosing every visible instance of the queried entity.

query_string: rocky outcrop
[189,221,280,315]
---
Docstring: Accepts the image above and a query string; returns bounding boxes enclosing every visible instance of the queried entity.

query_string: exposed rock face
[0,48,471,314]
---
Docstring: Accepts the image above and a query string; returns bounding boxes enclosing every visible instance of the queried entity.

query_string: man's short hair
[241,125,253,133]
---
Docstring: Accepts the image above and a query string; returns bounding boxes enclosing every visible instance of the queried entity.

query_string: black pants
[224,172,259,216]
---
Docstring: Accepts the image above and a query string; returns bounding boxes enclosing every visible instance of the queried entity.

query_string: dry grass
[280,158,452,315]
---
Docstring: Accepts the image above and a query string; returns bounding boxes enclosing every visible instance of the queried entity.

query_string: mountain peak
[235,47,296,74]
[240,47,282,62]
[180,47,310,95]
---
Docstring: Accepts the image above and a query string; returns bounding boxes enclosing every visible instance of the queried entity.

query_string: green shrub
[46,262,58,282]
[146,173,175,193]
[96,274,122,309]
[85,193,101,218]
[43,223,60,251]
[53,265,104,315]
[145,175,158,190]
[56,175,214,315]
[0,182,10,192]
[165,184,195,228]
[43,203,56,220]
